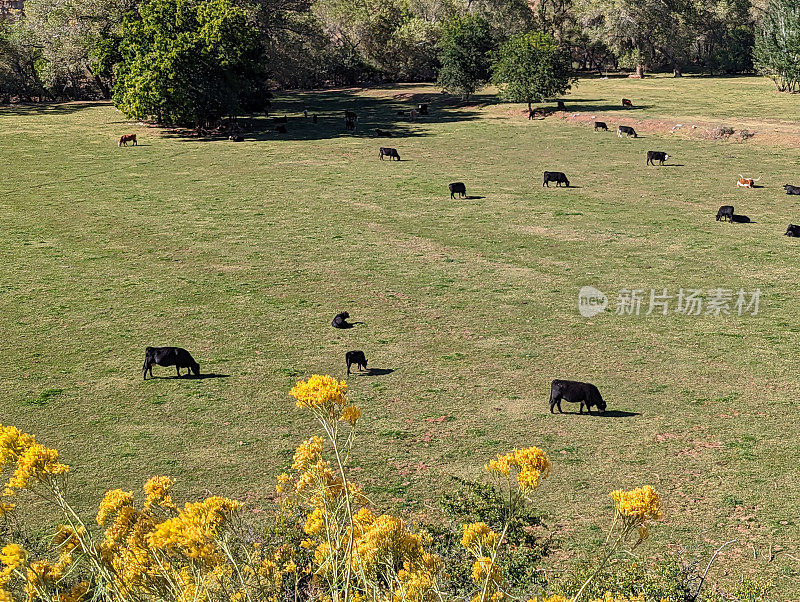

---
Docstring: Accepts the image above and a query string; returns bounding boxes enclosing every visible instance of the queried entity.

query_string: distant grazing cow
[731,214,751,223]
[275,125,287,134]
[646,151,669,166]
[345,111,358,123]
[785,224,800,237]
[594,121,608,131]
[303,109,308,118]
[618,125,637,138]
[346,351,368,375]
[737,175,759,188]
[332,311,353,329]
[345,119,356,132]
[409,109,417,121]
[379,147,400,161]
[716,205,734,222]
[543,171,570,187]
[622,98,633,108]
[312,114,318,124]
[449,182,467,199]
[784,184,800,195]
[118,134,137,147]
[418,104,428,115]
[273,115,288,124]
[549,379,606,415]
[557,100,566,109]
[228,135,244,142]
[375,129,392,137]
[142,347,200,379]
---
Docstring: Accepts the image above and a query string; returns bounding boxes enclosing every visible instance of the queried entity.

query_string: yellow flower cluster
[0,424,69,496]
[53,525,87,554]
[0,544,26,590]
[461,522,500,556]
[292,436,324,471]
[340,405,362,426]
[526,597,572,602]
[148,496,242,561]
[96,489,134,526]
[0,426,35,470]
[485,447,550,491]
[587,593,658,602]
[143,476,176,510]
[290,375,348,411]
[610,485,662,522]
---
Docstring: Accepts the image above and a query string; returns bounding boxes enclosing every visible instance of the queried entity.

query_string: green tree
[436,14,494,100]
[491,31,576,112]
[113,0,266,127]
[754,0,800,91]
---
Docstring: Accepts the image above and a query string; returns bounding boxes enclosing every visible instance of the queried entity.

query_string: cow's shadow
[145,373,230,380]
[554,409,639,418]
[352,368,394,376]
[661,164,685,167]
[464,195,485,200]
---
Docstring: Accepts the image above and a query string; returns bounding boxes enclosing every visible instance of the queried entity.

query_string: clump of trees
[754,0,800,92]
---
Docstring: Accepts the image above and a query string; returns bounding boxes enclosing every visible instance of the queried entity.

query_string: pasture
[1,74,799,592]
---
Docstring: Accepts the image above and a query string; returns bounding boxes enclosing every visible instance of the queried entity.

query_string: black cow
[332,311,353,329]
[646,151,669,166]
[345,111,358,123]
[228,135,244,142]
[549,379,606,415]
[543,171,570,187]
[594,121,608,131]
[557,100,566,110]
[142,347,200,379]
[785,224,800,237]
[618,125,637,138]
[716,205,734,222]
[375,129,392,137]
[312,114,318,124]
[379,147,400,161]
[731,214,751,223]
[449,182,467,199]
[345,119,356,132]
[418,104,429,115]
[345,351,368,375]
[784,184,800,195]
[622,98,633,108]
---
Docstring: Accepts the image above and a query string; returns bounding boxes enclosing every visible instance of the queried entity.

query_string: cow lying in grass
[785,224,800,237]
[784,184,800,195]
[332,312,353,328]
[549,379,606,415]
[543,171,569,187]
[737,175,759,188]
[142,347,200,379]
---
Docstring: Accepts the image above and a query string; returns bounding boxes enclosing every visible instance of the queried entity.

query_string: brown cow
[622,98,633,108]
[736,175,760,188]
[118,134,137,147]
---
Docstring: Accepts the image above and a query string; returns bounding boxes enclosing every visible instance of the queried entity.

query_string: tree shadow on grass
[0,101,110,116]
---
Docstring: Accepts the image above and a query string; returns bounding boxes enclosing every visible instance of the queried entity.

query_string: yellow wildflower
[0,426,35,470]
[340,405,362,426]
[303,507,326,536]
[461,522,500,555]
[0,502,14,518]
[96,489,134,526]
[0,590,13,602]
[470,556,500,585]
[526,597,572,602]
[53,525,87,553]
[610,485,661,522]
[143,476,175,510]
[6,444,69,490]
[485,447,550,491]
[290,375,348,410]
[292,437,324,471]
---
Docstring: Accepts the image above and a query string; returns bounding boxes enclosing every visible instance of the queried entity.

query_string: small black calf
[549,379,606,415]
[594,121,608,131]
[646,151,669,166]
[142,347,200,379]
[716,205,734,222]
[332,311,352,328]
[784,184,800,195]
[785,224,800,237]
[449,182,467,199]
[731,214,751,223]
[379,147,400,161]
[345,351,368,375]
[543,171,569,187]
[618,125,637,138]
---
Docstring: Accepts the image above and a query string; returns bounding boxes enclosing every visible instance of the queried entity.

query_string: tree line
[1,0,799,125]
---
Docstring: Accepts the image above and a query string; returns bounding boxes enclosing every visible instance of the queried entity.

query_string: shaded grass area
[1,77,799,592]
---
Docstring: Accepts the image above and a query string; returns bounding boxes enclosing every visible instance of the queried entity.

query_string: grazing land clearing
[1,76,799,591]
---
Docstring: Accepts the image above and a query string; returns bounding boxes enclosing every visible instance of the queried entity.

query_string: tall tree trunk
[635,63,645,78]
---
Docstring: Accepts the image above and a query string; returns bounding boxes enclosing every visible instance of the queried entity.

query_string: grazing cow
[118,134,137,147]
[303,109,308,118]
[228,135,244,142]
[594,121,608,131]
[409,109,417,121]
[345,350,368,375]
[785,224,800,237]
[528,109,538,120]
[449,182,467,199]
[543,171,570,187]
[557,100,566,110]
[418,104,429,115]
[618,125,637,138]
[549,379,607,415]
[736,175,760,188]
[142,347,200,379]
[716,205,734,222]
[312,114,318,124]
[345,111,358,123]
[379,147,400,161]
[275,125,287,134]
[622,98,633,108]
[273,115,288,124]
[784,184,800,195]
[332,311,353,329]
[731,214,751,223]
[375,128,392,137]
[345,119,356,132]
[646,151,669,166]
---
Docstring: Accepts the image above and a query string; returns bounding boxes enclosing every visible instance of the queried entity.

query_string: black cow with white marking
[646,151,669,166]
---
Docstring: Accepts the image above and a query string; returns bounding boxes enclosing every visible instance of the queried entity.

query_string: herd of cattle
[127,93,800,412]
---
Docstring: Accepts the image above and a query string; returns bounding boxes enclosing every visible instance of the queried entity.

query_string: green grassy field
[1,75,799,593]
